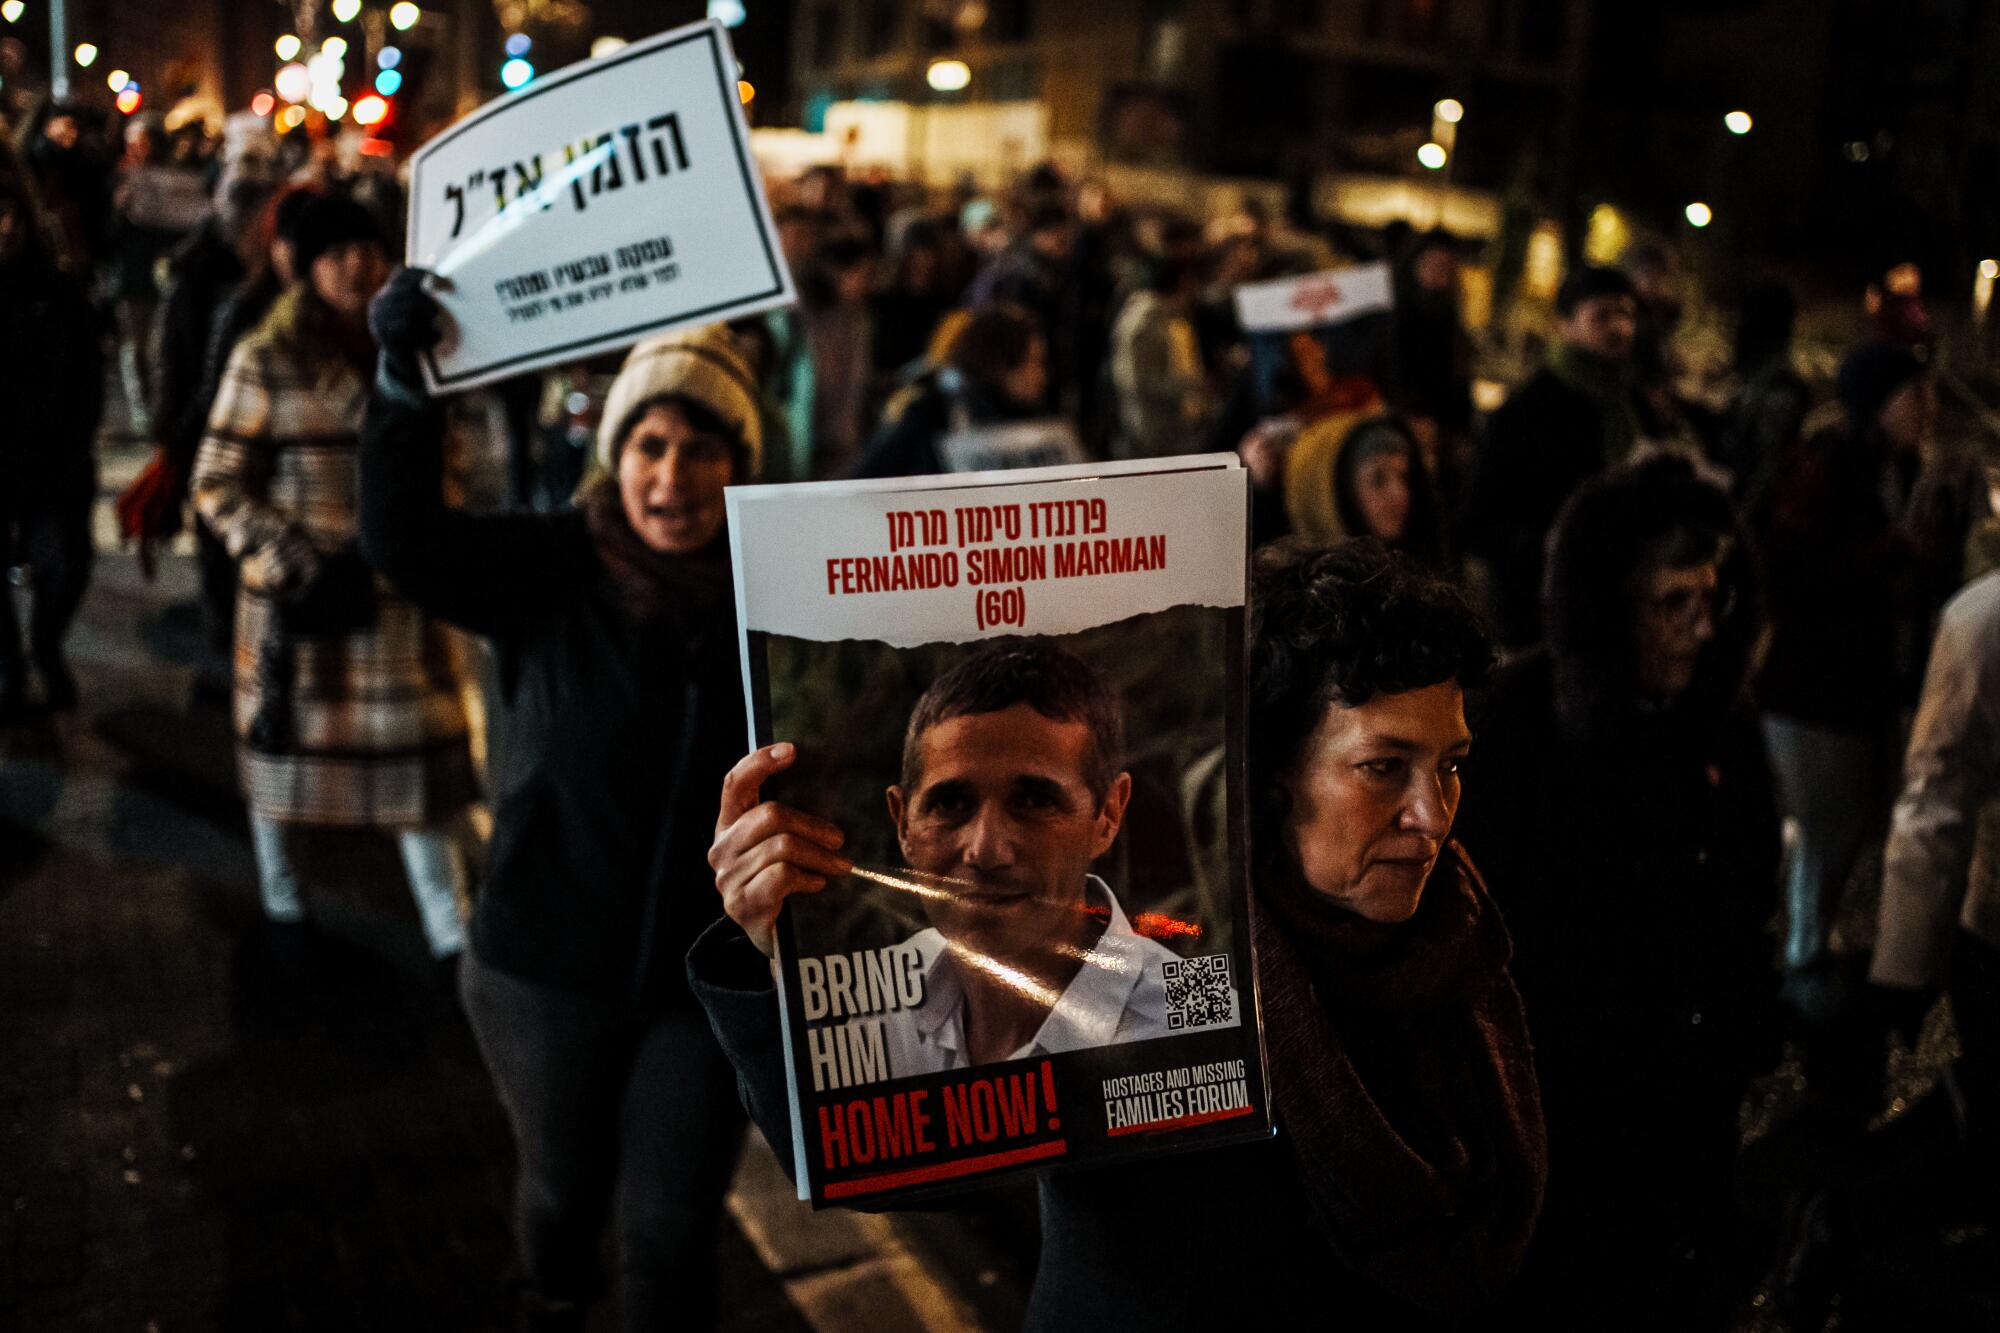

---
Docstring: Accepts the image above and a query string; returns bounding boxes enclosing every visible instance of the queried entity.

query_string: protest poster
[727,456,1271,1207]
[1232,262,1395,420]
[405,18,795,393]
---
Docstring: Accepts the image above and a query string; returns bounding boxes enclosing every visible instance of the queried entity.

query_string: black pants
[1950,928,2000,1164]
[461,949,746,1331]
[1,498,93,690]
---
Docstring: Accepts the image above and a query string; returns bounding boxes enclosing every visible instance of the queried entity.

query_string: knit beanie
[290,193,386,274]
[1836,339,1926,431]
[596,323,764,477]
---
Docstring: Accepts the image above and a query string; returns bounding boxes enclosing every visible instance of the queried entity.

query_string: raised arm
[358,268,586,636]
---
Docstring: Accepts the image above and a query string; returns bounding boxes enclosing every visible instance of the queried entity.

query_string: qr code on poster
[1162,954,1235,1031]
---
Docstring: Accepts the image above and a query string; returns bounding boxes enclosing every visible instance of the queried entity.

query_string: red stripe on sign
[822,1139,1069,1200]
[1104,1104,1257,1138]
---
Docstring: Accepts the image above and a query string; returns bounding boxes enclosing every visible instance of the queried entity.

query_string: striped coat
[192,289,476,828]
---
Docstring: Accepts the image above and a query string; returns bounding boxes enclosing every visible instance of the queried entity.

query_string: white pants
[249,814,469,958]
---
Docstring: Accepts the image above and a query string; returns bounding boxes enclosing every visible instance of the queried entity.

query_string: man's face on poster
[887,704,1131,965]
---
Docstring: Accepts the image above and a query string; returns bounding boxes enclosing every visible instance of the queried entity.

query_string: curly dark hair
[1248,539,1493,867]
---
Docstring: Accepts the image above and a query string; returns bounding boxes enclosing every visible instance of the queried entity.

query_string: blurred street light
[322,36,348,58]
[2,2,25,23]
[709,0,747,26]
[73,42,96,67]
[738,79,754,103]
[927,59,971,92]
[115,86,141,114]
[332,0,361,21]
[592,35,628,57]
[375,68,402,95]
[251,91,275,116]
[276,34,301,60]
[504,33,530,56]
[378,46,401,68]
[500,57,533,89]
[1435,98,1464,125]
[1983,259,1999,281]
[106,68,127,91]
[1685,201,1714,228]
[389,3,421,32]
[1417,142,1448,170]
[275,62,310,103]
[1725,110,1753,135]
[353,94,388,125]
[279,104,306,130]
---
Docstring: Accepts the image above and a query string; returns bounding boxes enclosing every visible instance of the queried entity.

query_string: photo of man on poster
[861,640,1187,1072]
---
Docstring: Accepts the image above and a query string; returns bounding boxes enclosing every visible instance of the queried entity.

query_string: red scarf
[1251,843,1547,1319]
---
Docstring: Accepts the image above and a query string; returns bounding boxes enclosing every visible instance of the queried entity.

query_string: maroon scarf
[579,476,733,625]
[1251,843,1546,1319]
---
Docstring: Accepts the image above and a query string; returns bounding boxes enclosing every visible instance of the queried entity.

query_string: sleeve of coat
[357,387,584,638]
[686,916,805,1179]
[190,339,319,593]
[1872,584,2000,989]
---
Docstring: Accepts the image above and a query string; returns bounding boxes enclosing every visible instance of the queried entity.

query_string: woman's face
[616,402,736,554]
[310,240,388,321]
[999,334,1049,407]
[1284,682,1470,924]
[1353,451,1412,543]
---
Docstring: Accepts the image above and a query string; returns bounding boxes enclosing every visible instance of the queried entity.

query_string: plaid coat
[192,290,476,828]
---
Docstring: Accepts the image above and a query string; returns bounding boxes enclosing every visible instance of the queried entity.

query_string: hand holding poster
[727,457,1271,1206]
[405,19,795,393]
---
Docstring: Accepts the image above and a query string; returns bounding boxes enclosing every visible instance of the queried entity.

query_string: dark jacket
[0,254,103,509]
[155,217,247,472]
[359,392,745,1006]
[1462,364,1628,649]
[1757,422,1913,731]
[1454,463,1782,1318]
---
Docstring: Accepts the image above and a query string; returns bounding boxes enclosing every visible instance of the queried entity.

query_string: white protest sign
[1232,262,1393,334]
[937,419,1087,473]
[726,456,1245,653]
[406,19,795,393]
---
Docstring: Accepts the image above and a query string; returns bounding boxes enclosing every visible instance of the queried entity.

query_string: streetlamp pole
[49,0,69,100]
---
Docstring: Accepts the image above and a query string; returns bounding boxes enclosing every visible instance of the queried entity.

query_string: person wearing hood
[361,271,761,1331]
[1463,265,1644,650]
[191,193,478,961]
[1280,413,1448,568]
[0,138,103,718]
[1456,455,1781,1326]
[851,301,1050,479]
[698,539,1546,1329]
[1758,340,1928,1016]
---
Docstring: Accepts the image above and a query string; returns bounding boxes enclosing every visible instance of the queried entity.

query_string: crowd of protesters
[5,84,1997,1329]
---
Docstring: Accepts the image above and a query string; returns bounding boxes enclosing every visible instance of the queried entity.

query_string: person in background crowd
[1866,260,1932,351]
[1758,340,1928,1019]
[869,218,956,385]
[0,139,104,719]
[1623,242,1686,432]
[1279,414,1447,568]
[1720,280,1812,521]
[191,194,476,965]
[1459,455,1780,1327]
[853,302,1049,479]
[1387,230,1475,494]
[109,116,196,437]
[699,539,1544,1329]
[115,154,275,575]
[763,203,824,484]
[364,270,761,1332]
[1463,264,1643,650]
[1863,569,2000,1176]
[966,202,1076,410]
[1108,251,1212,459]
[22,101,111,274]
[800,232,877,477]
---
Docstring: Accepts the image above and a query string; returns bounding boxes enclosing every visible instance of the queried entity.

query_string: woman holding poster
[699,538,1547,1326]
[359,269,760,1331]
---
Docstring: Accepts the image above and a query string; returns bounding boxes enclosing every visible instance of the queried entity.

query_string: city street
[0,446,1035,1331]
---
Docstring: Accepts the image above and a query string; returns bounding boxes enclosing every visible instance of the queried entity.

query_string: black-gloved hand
[280,542,379,637]
[368,265,446,403]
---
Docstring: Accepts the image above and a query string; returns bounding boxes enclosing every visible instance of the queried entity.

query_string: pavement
[0,442,1036,1332]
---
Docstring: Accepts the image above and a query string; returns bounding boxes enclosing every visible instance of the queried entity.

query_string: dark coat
[686,917,1461,1332]
[1461,367,1618,648]
[1454,463,1783,1319]
[359,391,746,1007]
[851,373,1037,480]
[1757,423,1913,731]
[155,217,246,472]
[0,255,102,509]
